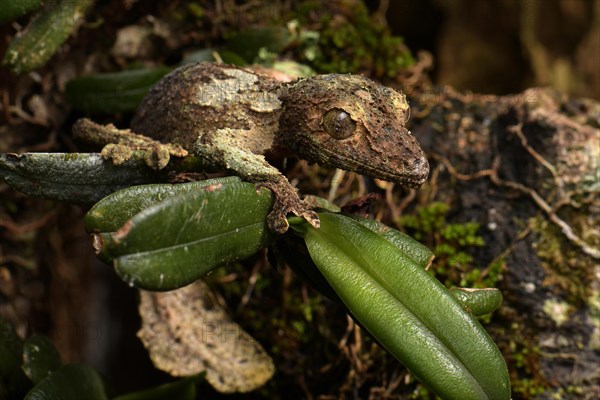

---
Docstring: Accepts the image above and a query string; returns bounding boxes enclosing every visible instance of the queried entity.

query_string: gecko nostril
[413,156,429,174]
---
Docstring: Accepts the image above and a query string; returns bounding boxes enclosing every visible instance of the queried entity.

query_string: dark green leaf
[2,0,94,74]
[85,177,242,233]
[0,153,162,204]
[22,334,62,384]
[0,319,32,398]
[99,180,275,290]
[0,0,42,24]
[24,364,107,400]
[225,26,293,63]
[65,67,172,114]
[0,319,22,376]
[112,374,204,400]
[217,50,248,66]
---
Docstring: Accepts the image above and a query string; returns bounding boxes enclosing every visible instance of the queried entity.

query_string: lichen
[542,299,572,327]
[531,216,595,304]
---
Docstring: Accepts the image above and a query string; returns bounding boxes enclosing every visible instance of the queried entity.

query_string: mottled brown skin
[131,63,283,156]
[278,74,429,187]
[79,63,429,233]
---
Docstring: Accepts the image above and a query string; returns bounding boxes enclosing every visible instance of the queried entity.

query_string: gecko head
[278,74,429,188]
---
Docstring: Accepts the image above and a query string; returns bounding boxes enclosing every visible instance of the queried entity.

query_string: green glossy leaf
[85,177,242,233]
[0,153,162,203]
[0,0,42,23]
[113,374,204,400]
[22,334,62,384]
[3,0,94,74]
[290,213,510,400]
[24,364,108,400]
[65,67,172,114]
[450,288,503,317]
[347,214,434,268]
[278,213,433,303]
[99,180,275,290]
[283,213,499,316]
[272,232,340,302]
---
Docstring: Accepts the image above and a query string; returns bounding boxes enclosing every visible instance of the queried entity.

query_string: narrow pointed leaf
[450,288,503,316]
[289,213,510,400]
[347,215,434,268]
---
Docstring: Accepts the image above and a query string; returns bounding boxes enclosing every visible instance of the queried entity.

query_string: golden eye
[323,108,356,139]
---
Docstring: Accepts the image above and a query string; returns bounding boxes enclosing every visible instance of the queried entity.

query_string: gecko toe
[267,210,290,234]
[302,210,320,229]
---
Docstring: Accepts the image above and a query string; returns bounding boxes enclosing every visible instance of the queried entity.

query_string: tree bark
[408,85,599,397]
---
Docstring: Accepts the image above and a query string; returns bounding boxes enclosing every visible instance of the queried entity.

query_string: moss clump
[506,322,549,398]
[296,0,414,78]
[398,202,502,290]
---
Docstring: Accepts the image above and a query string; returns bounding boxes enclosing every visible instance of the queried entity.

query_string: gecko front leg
[194,128,320,234]
[73,118,187,170]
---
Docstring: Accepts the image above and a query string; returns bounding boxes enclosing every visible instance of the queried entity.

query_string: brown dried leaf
[137,281,274,393]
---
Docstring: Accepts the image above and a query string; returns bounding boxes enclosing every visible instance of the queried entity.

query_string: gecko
[73,62,429,233]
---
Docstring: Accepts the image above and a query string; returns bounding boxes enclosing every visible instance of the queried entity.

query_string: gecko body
[76,63,429,232]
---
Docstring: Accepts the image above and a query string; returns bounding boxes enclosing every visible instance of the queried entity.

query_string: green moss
[512,378,548,397]
[295,0,413,77]
[398,202,500,290]
[501,320,550,397]
[399,202,450,241]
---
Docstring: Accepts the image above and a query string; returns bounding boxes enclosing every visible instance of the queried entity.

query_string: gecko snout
[408,155,430,185]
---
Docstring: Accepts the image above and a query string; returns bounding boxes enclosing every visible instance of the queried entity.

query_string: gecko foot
[258,179,320,234]
[267,202,320,234]
[72,118,187,170]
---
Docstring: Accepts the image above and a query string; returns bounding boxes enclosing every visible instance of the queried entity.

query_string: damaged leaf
[91,179,274,290]
[85,177,242,233]
[3,0,94,74]
[137,281,274,393]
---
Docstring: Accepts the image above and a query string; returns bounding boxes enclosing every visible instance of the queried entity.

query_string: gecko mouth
[352,157,429,188]
[311,146,429,188]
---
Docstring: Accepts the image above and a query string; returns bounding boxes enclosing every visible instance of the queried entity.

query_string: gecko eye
[323,108,356,139]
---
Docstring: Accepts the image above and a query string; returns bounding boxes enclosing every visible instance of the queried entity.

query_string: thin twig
[490,167,600,259]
